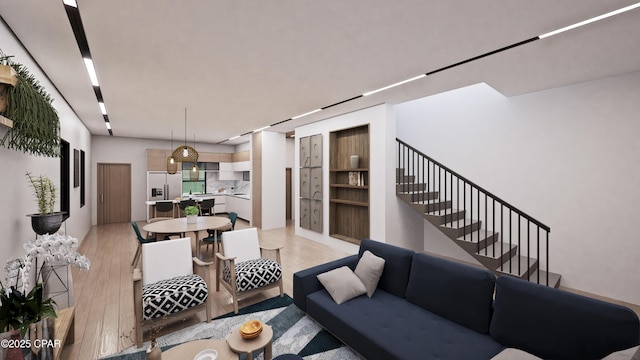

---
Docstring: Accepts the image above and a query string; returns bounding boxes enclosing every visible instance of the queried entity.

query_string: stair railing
[397,138,552,285]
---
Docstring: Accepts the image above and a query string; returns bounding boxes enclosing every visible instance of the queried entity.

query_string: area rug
[101,294,359,360]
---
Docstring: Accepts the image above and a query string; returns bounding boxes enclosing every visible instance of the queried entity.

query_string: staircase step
[523,270,562,288]
[396,174,415,183]
[397,191,440,204]
[439,219,481,239]
[414,200,452,214]
[425,208,466,225]
[454,229,499,252]
[473,241,517,271]
[496,256,539,279]
[396,183,427,192]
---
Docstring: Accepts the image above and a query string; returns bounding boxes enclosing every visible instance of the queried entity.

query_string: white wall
[396,73,640,304]
[91,136,234,223]
[260,131,286,230]
[294,104,411,254]
[0,21,92,271]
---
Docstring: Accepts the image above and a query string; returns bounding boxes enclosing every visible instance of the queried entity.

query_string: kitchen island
[145,193,251,222]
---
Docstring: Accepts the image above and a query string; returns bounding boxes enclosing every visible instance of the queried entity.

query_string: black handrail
[397,138,552,286]
[397,138,550,232]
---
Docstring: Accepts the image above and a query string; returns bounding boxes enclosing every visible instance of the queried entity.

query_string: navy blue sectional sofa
[293,239,640,360]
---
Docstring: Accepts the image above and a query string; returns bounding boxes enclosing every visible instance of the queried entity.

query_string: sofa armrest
[293,255,358,312]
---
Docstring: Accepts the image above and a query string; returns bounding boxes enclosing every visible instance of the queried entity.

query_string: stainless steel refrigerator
[147,171,183,201]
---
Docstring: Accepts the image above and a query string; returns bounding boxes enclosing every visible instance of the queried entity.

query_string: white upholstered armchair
[132,237,212,347]
[215,228,283,313]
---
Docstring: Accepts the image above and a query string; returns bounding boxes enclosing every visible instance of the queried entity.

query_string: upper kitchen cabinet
[198,152,220,162]
[232,150,250,162]
[146,149,174,171]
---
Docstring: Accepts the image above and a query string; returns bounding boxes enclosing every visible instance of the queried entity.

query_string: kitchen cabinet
[219,162,234,180]
[232,161,250,172]
[147,149,175,171]
[226,195,251,222]
[212,194,226,214]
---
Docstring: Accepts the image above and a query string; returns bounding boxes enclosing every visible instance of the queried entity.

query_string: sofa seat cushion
[224,258,282,292]
[490,276,640,359]
[142,274,208,320]
[307,288,504,360]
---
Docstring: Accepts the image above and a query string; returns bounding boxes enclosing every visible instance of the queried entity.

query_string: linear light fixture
[63,0,77,7]
[253,125,271,133]
[105,122,111,130]
[362,74,426,96]
[229,135,241,140]
[98,102,107,115]
[292,108,321,120]
[83,58,99,86]
[539,2,640,39]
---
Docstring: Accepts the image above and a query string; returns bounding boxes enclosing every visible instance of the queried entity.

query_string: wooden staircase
[396,141,561,287]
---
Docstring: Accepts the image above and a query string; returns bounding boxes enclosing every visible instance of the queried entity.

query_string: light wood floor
[60,218,351,360]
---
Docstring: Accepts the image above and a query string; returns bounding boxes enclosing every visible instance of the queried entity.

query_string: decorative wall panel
[300,134,323,232]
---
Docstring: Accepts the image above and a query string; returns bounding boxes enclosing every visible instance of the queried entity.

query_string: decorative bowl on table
[194,348,218,360]
[240,320,263,339]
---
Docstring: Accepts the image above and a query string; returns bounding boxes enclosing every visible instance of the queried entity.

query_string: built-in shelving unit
[329,125,369,244]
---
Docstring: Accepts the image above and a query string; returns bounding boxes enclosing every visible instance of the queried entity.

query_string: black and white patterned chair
[216,228,283,313]
[132,237,212,347]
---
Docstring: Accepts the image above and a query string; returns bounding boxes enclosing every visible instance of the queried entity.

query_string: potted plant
[184,205,199,224]
[1,256,57,360]
[26,172,64,235]
[0,50,60,157]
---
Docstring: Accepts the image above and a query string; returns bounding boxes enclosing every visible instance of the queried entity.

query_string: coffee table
[227,324,273,360]
[161,339,238,360]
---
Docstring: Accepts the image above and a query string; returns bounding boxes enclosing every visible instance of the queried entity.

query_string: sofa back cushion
[405,253,496,334]
[358,239,414,298]
[490,276,640,359]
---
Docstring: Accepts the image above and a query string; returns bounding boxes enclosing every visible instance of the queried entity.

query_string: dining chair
[215,227,283,313]
[149,200,175,223]
[202,212,237,254]
[132,237,212,347]
[199,198,215,216]
[131,221,156,269]
[178,199,197,217]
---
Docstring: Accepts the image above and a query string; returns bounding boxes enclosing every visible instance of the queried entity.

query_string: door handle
[101,193,104,204]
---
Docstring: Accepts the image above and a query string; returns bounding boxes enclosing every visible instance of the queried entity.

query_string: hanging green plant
[0,50,60,157]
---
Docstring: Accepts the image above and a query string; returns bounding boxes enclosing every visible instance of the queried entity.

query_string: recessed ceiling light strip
[362,74,426,97]
[539,2,640,39]
[63,1,112,135]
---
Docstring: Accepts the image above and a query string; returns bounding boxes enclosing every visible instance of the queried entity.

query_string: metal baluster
[527,221,530,281]
[492,198,495,258]
[509,209,512,273]
[536,226,540,284]
[518,214,521,276]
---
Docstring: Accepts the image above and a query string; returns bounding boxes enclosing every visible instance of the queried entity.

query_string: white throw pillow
[491,348,542,360]
[354,250,385,297]
[601,346,640,360]
[317,266,367,304]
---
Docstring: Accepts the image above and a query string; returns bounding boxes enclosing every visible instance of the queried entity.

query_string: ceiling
[1,1,639,145]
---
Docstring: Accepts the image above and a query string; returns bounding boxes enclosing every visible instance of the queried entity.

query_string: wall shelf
[329,125,370,243]
[329,198,369,207]
[329,184,369,189]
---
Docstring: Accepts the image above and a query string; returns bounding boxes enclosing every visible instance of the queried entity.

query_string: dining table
[142,216,231,259]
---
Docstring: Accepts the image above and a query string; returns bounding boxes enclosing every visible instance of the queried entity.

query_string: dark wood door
[97,163,131,225]
[285,168,292,220]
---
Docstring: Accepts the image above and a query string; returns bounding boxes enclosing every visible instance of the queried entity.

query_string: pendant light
[166,130,177,174]
[190,133,200,181]
[171,108,199,162]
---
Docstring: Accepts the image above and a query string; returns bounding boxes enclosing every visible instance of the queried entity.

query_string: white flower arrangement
[2,233,90,297]
[23,233,91,271]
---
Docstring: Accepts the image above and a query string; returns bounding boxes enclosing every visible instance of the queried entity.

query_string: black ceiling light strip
[63,2,112,136]
[270,118,293,127]
[426,37,539,76]
[63,6,90,57]
[321,95,364,110]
